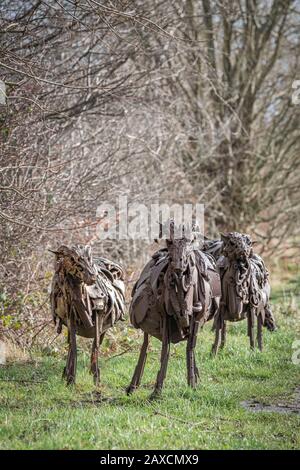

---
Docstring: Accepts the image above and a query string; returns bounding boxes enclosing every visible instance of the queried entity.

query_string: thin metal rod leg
[211,315,222,356]
[257,314,263,352]
[248,310,255,350]
[150,317,170,399]
[91,313,102,386]
[66,313,77,385]
[187,317,200,388]
[63,331,70,380]
[126,333,149,395]
[220,320,227,349]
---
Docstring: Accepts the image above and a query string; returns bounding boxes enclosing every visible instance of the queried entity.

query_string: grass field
[0,277,299,450]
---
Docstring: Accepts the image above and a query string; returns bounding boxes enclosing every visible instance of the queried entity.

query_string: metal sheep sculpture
[204,232,276,355]
[49,245,126,385]
[127,221,221,399]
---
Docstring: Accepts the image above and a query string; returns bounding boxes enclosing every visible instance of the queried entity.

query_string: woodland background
[1,0,300,351]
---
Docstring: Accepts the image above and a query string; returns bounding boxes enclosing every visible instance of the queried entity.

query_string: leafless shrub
[1,0,300,350]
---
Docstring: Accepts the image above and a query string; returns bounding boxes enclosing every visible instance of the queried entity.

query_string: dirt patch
[241,388,300,415]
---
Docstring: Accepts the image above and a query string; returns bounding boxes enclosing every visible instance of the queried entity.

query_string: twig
[152,410,212,430]
[105,346,133,361]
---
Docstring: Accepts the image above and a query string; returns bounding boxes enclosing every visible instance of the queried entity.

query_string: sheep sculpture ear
[169,219,175,242]
[192,221,200,236]
[220,232,229,243]
[48,249,59,256]
[48,246,70,257]
[85,245,92,261]
[153,222,163,243]
[158,222,163,239]
[183,222,193,242]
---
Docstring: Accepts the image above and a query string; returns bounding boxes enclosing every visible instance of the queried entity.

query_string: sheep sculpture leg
[126,333,149,395]
[62,331,70,380]
[220,320,227,349]
[64,311,77,385]
[257,314,263,352]
[211,314,223,356]
[150,316,170,400]
[90,312,106,386]
[248,309,255,350]
[186,317,200,388]
[90,332,105,386]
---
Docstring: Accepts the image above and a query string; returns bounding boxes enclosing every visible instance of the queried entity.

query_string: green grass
[0,278,300,450]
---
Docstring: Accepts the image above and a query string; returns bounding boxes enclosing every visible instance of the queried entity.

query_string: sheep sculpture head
[49,245,97,286]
